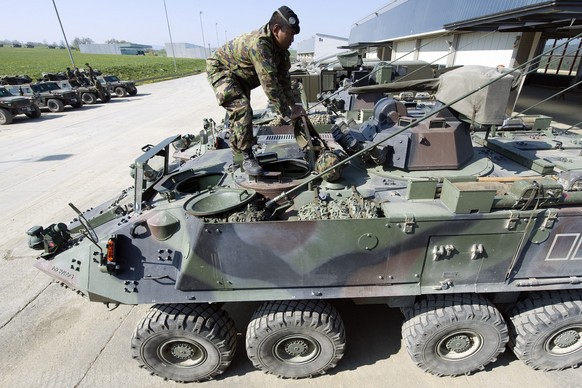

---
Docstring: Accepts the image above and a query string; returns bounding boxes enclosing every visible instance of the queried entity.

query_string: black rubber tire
[401,294,508,376]
[245,300,346,378]
[114,86,127,97]
[507,290,582,371]
[131,303,237,382]
[25,104,41,118]
[82,92,97,104]
[70,101,83,109]
[0,108,14,125]
[128,87,137,95]
[100,91,111,102]
[47,98,64,112]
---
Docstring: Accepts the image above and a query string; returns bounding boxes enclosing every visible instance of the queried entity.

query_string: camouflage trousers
[207,62,254,152]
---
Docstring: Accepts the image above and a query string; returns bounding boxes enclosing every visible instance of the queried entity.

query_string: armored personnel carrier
[0,86,41,124]
[27,66,582,382]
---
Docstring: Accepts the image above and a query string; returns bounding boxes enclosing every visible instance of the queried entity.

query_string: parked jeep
[97,75,138,97]
[0,87,41,124]
[40,73,111,105]
[3,83,82,112]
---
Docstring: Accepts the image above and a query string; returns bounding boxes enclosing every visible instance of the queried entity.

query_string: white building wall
[312,35,349,62]
[392,40,416,61]
[392,32,518,68]
[79,44,121,55]
[165,43,208,59]
[417,37,450,65]
[454,32,518,68]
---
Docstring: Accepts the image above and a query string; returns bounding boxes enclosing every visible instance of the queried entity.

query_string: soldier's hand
[290,105,306,120]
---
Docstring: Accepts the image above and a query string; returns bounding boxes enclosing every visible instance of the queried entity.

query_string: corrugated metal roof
[348,0,574,45]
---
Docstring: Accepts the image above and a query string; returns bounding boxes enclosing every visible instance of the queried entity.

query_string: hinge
[506,211,520,231]
[543,209,558,229]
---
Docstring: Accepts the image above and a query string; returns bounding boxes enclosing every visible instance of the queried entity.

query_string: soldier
[207,5,305,176]
[85,63,96,84]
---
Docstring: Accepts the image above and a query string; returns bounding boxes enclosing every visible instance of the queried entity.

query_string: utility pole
[163,0,178,72]
[51,0,75,67]
[199,11,207,58]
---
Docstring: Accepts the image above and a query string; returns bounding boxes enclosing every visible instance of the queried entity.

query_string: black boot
[241,150,263,176]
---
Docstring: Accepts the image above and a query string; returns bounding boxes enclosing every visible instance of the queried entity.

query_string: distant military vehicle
[3,82,82,112]
[40,72,111,105]
[58,80,111,105]
[28,66,582,382]
[97,74,138,97]
[0,87,41,124]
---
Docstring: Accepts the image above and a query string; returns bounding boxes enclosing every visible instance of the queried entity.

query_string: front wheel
[246,300,346,378]
[131,303,237,382]
[508,290,582,371]
[401,294,508,376]
[25,104,41,118]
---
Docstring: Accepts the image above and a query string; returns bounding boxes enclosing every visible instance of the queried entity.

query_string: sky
[1,0,391,49]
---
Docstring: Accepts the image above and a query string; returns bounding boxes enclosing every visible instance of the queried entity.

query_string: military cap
[276,5,300,34]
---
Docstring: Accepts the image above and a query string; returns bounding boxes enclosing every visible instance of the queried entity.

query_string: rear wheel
[82,92,97,104]
[131,303,237,382]
[508,290,582,371]
[71,101,83,108]
[128,87,138,95]
[47,98,64,112]
[246,300,346,378]
[114,86,127,97]
[25,104,41,118]
[401,294,508,376]
[0,108,14,125]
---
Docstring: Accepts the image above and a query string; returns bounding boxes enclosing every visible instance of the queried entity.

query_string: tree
[71,37,95,49]
[105,38,130,44]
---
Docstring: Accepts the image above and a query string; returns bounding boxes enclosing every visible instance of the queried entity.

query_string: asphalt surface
[0,75,580,388]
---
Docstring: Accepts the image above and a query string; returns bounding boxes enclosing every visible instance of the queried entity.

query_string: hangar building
[347,0,582,86]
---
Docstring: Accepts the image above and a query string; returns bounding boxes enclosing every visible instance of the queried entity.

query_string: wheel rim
[272,334,321,365]
[545,324,582,356]
[157,339,208,368]
[435,329,484,361]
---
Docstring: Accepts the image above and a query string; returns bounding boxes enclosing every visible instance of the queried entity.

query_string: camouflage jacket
[207,24,294,117]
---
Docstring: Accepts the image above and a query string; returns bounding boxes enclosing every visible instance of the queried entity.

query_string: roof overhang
[339,41,392,50]
[444,0,582,35]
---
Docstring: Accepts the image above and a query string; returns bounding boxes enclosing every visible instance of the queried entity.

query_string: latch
[543,209,558,229]
[432,245,445,261]
[403,214,415,234]
[470,243,484,260]
[506,211,520,230]
[433,279,453,290]
[432,244,455,261]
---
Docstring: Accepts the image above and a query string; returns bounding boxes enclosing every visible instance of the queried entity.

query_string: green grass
[0,47,206,82]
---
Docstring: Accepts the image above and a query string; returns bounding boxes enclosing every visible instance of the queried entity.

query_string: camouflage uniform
[207,24,295,152]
